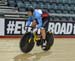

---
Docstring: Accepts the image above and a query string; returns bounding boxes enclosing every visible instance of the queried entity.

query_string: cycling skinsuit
[26,10,43,29]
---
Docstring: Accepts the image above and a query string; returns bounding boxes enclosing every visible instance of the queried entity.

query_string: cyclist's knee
[40,28,45,33]
[32,21,37,27]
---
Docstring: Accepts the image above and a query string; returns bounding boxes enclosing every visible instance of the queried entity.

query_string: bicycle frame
[25,27,41,43]
[27,32,41,43]
[33,32,41,42]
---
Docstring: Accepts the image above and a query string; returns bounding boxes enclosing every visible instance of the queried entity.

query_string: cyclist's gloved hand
[33,28,38,32]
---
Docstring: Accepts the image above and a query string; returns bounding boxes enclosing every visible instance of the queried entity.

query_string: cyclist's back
[26,8,43,29]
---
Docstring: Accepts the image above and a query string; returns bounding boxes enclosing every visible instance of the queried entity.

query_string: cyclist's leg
[40,28,46,40]
[31,22,46,39]
[40,28,47,46]
[32,20,37,28]
[33,17,46,40]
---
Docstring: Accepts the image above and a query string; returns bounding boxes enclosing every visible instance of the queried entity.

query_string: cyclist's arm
[26,17,31,26]
[33,11,43,29]
[36,17,42,29]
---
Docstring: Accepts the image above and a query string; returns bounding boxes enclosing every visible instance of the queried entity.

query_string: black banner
[5,19,75,35]
[48,21,75,35]
[5,19,26,35]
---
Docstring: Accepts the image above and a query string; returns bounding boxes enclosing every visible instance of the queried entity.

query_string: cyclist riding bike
[25,7,48,46]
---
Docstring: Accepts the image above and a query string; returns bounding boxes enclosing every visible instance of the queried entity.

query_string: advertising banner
[5,19,75,36]
[48,21,75,35]
[5,19,26,35]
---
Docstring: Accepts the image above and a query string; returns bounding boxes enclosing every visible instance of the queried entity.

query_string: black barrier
[5,19,75,35]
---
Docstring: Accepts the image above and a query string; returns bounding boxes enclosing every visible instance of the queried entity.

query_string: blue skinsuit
[26,10,43,29]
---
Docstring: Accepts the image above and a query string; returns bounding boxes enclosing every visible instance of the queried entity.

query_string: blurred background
[0,0,75,21]
[0,0,75,37]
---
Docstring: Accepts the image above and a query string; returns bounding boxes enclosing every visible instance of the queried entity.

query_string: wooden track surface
[0,38,75,61]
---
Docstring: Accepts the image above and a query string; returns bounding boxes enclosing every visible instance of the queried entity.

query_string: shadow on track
[14,51,52,61]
